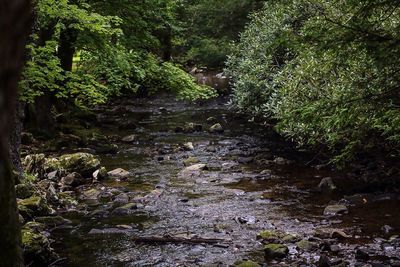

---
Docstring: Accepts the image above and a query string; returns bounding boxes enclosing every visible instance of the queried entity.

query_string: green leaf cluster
[227,0,400,164]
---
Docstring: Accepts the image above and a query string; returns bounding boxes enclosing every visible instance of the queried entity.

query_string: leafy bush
[227,0,400,164]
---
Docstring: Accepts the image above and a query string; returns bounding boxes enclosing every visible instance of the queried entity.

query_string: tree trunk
[9,100,25,178]
[58,28,78,72]
[0,1,33,267]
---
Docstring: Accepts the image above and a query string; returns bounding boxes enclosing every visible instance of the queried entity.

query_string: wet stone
[108,168,131,179]
[323,205,348,216]
[264,244,289,259]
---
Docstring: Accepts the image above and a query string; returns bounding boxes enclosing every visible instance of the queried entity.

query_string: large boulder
[59,153,100,177]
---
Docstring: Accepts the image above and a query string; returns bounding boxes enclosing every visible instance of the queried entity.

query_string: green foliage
[227,0,400,164]
[20,0,216,111]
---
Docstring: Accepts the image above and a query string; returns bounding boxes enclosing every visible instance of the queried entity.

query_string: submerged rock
[264,244,289,259]
[61,172,84,187]
[323,205,348,216]
[122,134,137,143]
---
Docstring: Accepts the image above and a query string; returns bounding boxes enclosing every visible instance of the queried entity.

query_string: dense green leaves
[228,0,400,164]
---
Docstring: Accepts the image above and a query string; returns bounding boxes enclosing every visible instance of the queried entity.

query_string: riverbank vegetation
[227,0,400,165]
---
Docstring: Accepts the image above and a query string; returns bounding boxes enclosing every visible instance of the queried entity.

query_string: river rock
[323,205,348,216]
[61,172,84,187]
[209,123,224,133]
[82,188,102,200]
[184,163,207,172]
[93,167,108,180]
[59,153,101,177]
[257,230,285,242]
[122,134,137,142]
[183,142,194,151]
[108,168,130,179]
[112,203,137,215]
[264,244,289,259]
[318,177,337,193]
[114,193,130,205]
[296,239,318,251]
[206,117,217,124]
[184,157,200,166]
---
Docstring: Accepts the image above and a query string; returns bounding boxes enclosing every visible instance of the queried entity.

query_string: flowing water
[51,96,400,267]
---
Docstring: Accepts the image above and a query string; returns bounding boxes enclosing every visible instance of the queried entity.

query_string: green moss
[257,230,283,241]
[59,152,100,176]
[15,183,35,199]
[18,196,51,219]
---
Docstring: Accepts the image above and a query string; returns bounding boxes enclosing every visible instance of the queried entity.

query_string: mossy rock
[264,244,289,259]
[15,183,35,199]
[184,157,200,166]
[59,152,100,177]
[43,158,61,173]
[296,239,317,251]
[22,222,55,266]
[18,196,52,219]
[23,154,46,175]
[234,260,261,267]
[257,230,285,242]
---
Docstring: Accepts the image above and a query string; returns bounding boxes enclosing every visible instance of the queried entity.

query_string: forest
[0,0,399,266]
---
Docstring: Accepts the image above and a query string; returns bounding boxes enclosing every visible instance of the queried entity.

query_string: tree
[0,0,33,266]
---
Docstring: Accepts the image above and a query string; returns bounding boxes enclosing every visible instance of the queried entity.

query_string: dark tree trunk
[0,1,33,267]
[33,93,55,136]
[162,25,172,62]
[58,28,78,72]
[9,100,25,178]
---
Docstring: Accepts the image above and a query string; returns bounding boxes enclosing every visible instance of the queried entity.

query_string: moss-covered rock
[183,156,200,166]
[264,244,289,259]
[59,152,100,177]
[22,222,55,266]
[257,230,285,242]
[23,154,46,175]
[18,196,52,219]
[15,183,35,199]
[209,123,224,133]
[43,158,61,173]
[296,239,317,251]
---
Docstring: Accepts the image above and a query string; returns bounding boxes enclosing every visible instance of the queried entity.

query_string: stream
[51,95,400,267]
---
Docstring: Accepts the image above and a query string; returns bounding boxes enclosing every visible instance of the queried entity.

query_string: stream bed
[51,96,400,267]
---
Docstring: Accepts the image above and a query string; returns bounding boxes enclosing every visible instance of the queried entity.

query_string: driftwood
[131,235,226,245]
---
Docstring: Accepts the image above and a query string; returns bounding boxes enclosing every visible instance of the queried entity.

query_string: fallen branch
[131,235,226,245]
